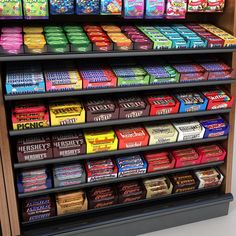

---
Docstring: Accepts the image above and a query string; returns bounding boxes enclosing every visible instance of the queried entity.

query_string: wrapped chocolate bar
[85,158,118,182]
[84,98,119,122]
[170,171,198,193]
[56,190,88,215]
[117,181,146,203]
[175,90,208,113]
[116,154,147,177]
[172,118,205,141]
[172,147,202,168]
[146,94,180,116]
[195,168,224,189]
[196,144,226,163]
[52,131,86,157]
[115,125,149,149]
[116,96,150,119]
[87,186,117,209]
[84,128,118,153]
[144,151,175,172]
[199,116,229,138]
[145,122,178,145]
[49,99,85,126]
[22,195,56,222]
[17,134,53,163]
[17,168,52,193]
[53,163,86,187]
[143,176,173,198]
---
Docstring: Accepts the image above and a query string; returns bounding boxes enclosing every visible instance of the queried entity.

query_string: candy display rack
[0,2,236,236]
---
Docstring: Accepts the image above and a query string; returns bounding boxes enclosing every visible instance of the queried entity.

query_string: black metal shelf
[5,79,236,101]
[1,48,236,62]
[18,161,224,198]
[14,136,227,169]
[9,109,231,136]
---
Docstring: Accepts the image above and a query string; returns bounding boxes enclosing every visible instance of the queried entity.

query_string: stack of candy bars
[1,24,236,55]
[21,167,224,222]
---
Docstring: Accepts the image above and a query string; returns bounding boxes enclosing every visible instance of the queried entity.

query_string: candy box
[144,151,175,172]
[76,0,100,15]
[116,154,147,177]
[0,0,23,19]
[23,0,49,19]
[115,126,149,149]
[196,144,226,163]
[175,90,208,112]
[22,195,56,222]
[166,0,187,19]
[202,88,234,110]
[85,158,118,182]
[199,116,229,138]
[17,135,53,163]
[116,95,150,119]
[188,0,207,12]
[146,94,180,116]
[49,100,85,126]
[205,0,225,12]
[0,33,24,54]
[52,131,86,157]
[143,176,173,198]
[194,168,224,189]
[172,147,202,168]
[145,0,165,19]
[56,190,88,215]
[84,128,118,153]
[100,0,122,15]
[53,163,86,187]
[107,32,133,51]
[24,34,47,54]
[17,168,52,193]
[123,0,145,19]
[84,97,119,122]
[50,0,75,15]
[12,101,49,130]
[45,32,69,53]
[173,119,205,141]
[67,32,92,52]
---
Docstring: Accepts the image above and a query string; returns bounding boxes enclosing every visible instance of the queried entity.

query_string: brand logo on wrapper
[94,114,112,121]
[126,111,143,118]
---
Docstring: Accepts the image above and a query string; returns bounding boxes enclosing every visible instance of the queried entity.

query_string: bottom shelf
[21,191,233,236]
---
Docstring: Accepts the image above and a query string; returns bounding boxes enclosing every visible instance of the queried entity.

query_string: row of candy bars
[21,167,224,222]
[1,23,236,55]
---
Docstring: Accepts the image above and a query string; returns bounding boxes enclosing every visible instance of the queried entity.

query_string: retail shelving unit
[0,2,236,236]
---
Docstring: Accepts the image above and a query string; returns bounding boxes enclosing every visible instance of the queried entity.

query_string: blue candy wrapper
[50,0,75,15]
[76,0,100,15]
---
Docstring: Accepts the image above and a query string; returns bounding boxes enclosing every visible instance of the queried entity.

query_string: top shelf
[1,48,236,62]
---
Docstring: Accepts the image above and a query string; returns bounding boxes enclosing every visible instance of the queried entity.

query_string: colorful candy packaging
[0,0,23,19]
[50,0,74,14]
[23,0,49,19]
[166,0,187,19]
[205,0,225,12]
[76,0,100,14]
[100,0,122,14]
[123,0,144,19]
[188,0,207,12]
[145,0,165,19]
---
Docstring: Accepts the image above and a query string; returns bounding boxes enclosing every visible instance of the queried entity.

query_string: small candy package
[85,158,118,182]
[116,154,147,177]
[205,0,225,12]
[196,144,226,163]
[188,0,207,12]
[166,0,187,19]
[52,132,86,157]
[22,195,56,222]
[17,135,53,163]
[0,0,23,19]
[24,33,47,54]
[53,163,86,187]
[172,147,202,168]
[100,0,122,15]
[143,176,173,198]
[23,0,49,19]
[123,0,144,19]
[175,90,208,112]
[84,128,118,153]
[49,100,85,126]
[202,88,234,110]
[144,151,175,172]
[116,95,150,119]
[145,0,165,19]
[194,168,224,188]
[146,94,180,116]
[198,115,229,138]
[12,101,49,130]
[76,0,100,14]
[56,190,88,215]
[115,125,149,149]
[107,32,133,50]
[144,122,178,145]
[50,0,75,15]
